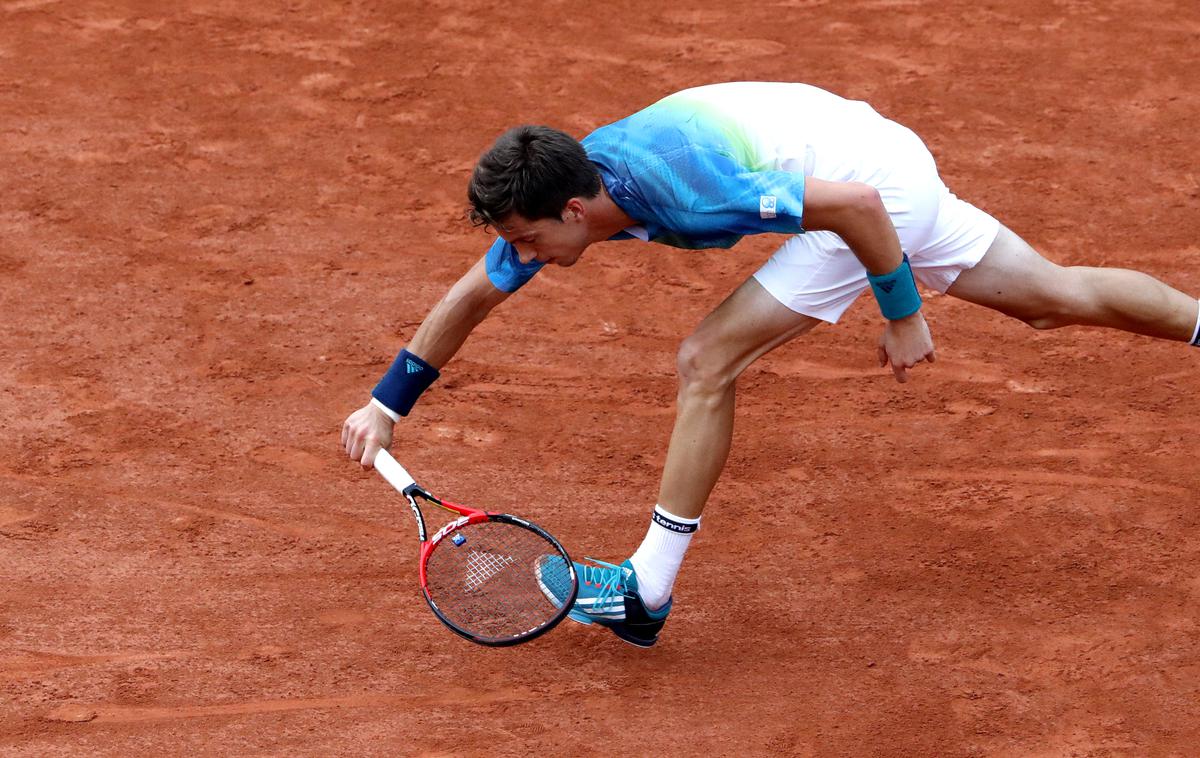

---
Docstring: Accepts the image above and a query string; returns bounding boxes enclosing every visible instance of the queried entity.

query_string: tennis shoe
[539,557,671,647]
[533,554,574,609]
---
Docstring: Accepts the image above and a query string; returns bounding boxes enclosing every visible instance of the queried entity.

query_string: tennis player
[341,82,1199,647]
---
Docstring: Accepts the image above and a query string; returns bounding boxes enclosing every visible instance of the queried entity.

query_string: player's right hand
[342,402,394,470]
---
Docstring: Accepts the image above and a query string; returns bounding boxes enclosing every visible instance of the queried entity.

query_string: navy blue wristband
[866,254,922,320]
[372,349,440,417]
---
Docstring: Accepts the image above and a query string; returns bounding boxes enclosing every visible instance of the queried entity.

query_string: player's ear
[562,197,585,222]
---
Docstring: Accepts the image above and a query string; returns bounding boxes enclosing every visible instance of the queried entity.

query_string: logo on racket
[430,516,470,544]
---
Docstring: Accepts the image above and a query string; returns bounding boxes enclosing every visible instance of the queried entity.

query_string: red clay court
[2,0,1199,755]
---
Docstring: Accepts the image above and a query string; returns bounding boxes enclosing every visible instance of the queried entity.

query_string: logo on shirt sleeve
[759,195,777,219]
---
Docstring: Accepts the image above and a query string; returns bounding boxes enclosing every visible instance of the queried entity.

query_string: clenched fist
[341,402,394,469]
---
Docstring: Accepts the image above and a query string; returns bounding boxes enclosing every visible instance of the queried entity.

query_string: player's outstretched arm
[801,177,935,383]
[341,255,511,468]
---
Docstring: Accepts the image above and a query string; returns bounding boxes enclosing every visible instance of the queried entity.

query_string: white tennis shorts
[752,123,1000,323]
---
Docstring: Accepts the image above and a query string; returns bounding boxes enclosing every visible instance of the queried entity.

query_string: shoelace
[581,558,629,612]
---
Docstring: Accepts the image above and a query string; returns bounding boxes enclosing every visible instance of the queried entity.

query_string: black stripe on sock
[651,510,699,534]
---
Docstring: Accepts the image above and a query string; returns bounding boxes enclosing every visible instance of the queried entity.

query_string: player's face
[498,205,589,267]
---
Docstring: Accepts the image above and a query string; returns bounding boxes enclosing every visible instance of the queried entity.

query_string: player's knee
[675,335,735,396]
[1018,299,1078,330]
[1022,313,1065,330]
[1014,267,1091,330]
[1020,297,1073,329]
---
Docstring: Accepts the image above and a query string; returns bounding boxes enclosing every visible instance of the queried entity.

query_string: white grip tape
[373,449,416,493]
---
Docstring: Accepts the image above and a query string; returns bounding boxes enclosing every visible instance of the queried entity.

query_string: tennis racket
[373,449,578,646]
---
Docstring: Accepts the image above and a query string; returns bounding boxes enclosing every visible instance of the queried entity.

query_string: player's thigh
[682,229,876,380]
[751,229,872,324]
[680,276,822,380]
[944,225,1073,320]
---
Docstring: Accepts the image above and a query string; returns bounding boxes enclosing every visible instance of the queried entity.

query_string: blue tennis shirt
[484,84,811,293]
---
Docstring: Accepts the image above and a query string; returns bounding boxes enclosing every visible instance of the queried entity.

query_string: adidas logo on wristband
[406,358,424,373]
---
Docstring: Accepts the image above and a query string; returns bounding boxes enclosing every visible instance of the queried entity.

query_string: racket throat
[406,494,427,543]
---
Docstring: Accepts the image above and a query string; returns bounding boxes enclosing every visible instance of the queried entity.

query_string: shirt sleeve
[642,144,807,237]
[484,236,545,293]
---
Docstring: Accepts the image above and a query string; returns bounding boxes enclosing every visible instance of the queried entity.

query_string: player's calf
[948,227,1198,343]
[1024,266,1198,341]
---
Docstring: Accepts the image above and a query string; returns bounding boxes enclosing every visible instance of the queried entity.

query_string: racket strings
[425,520,573,642]
[462,548,517,592]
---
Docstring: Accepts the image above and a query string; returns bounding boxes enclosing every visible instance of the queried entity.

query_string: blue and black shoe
[538,557,671,648]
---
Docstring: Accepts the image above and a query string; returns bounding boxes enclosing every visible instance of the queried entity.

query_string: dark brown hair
[467,125,601,228]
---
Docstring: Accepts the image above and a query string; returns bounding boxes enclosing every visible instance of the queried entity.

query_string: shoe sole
[565,609,660,646]
[567,610,596,625]
[612,631,658,648]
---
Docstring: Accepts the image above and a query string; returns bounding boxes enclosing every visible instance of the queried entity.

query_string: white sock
[1190,300,1200,347]
[628,505,700,610]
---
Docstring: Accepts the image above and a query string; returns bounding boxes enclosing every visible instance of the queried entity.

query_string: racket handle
[373,448,417,494]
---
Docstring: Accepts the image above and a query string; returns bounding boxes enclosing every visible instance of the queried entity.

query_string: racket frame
[375,450,578,646]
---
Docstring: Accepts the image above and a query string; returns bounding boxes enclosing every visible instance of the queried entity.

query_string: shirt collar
[623,225,649,241]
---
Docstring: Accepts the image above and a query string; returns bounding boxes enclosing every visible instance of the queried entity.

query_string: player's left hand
[877,310,935,383]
